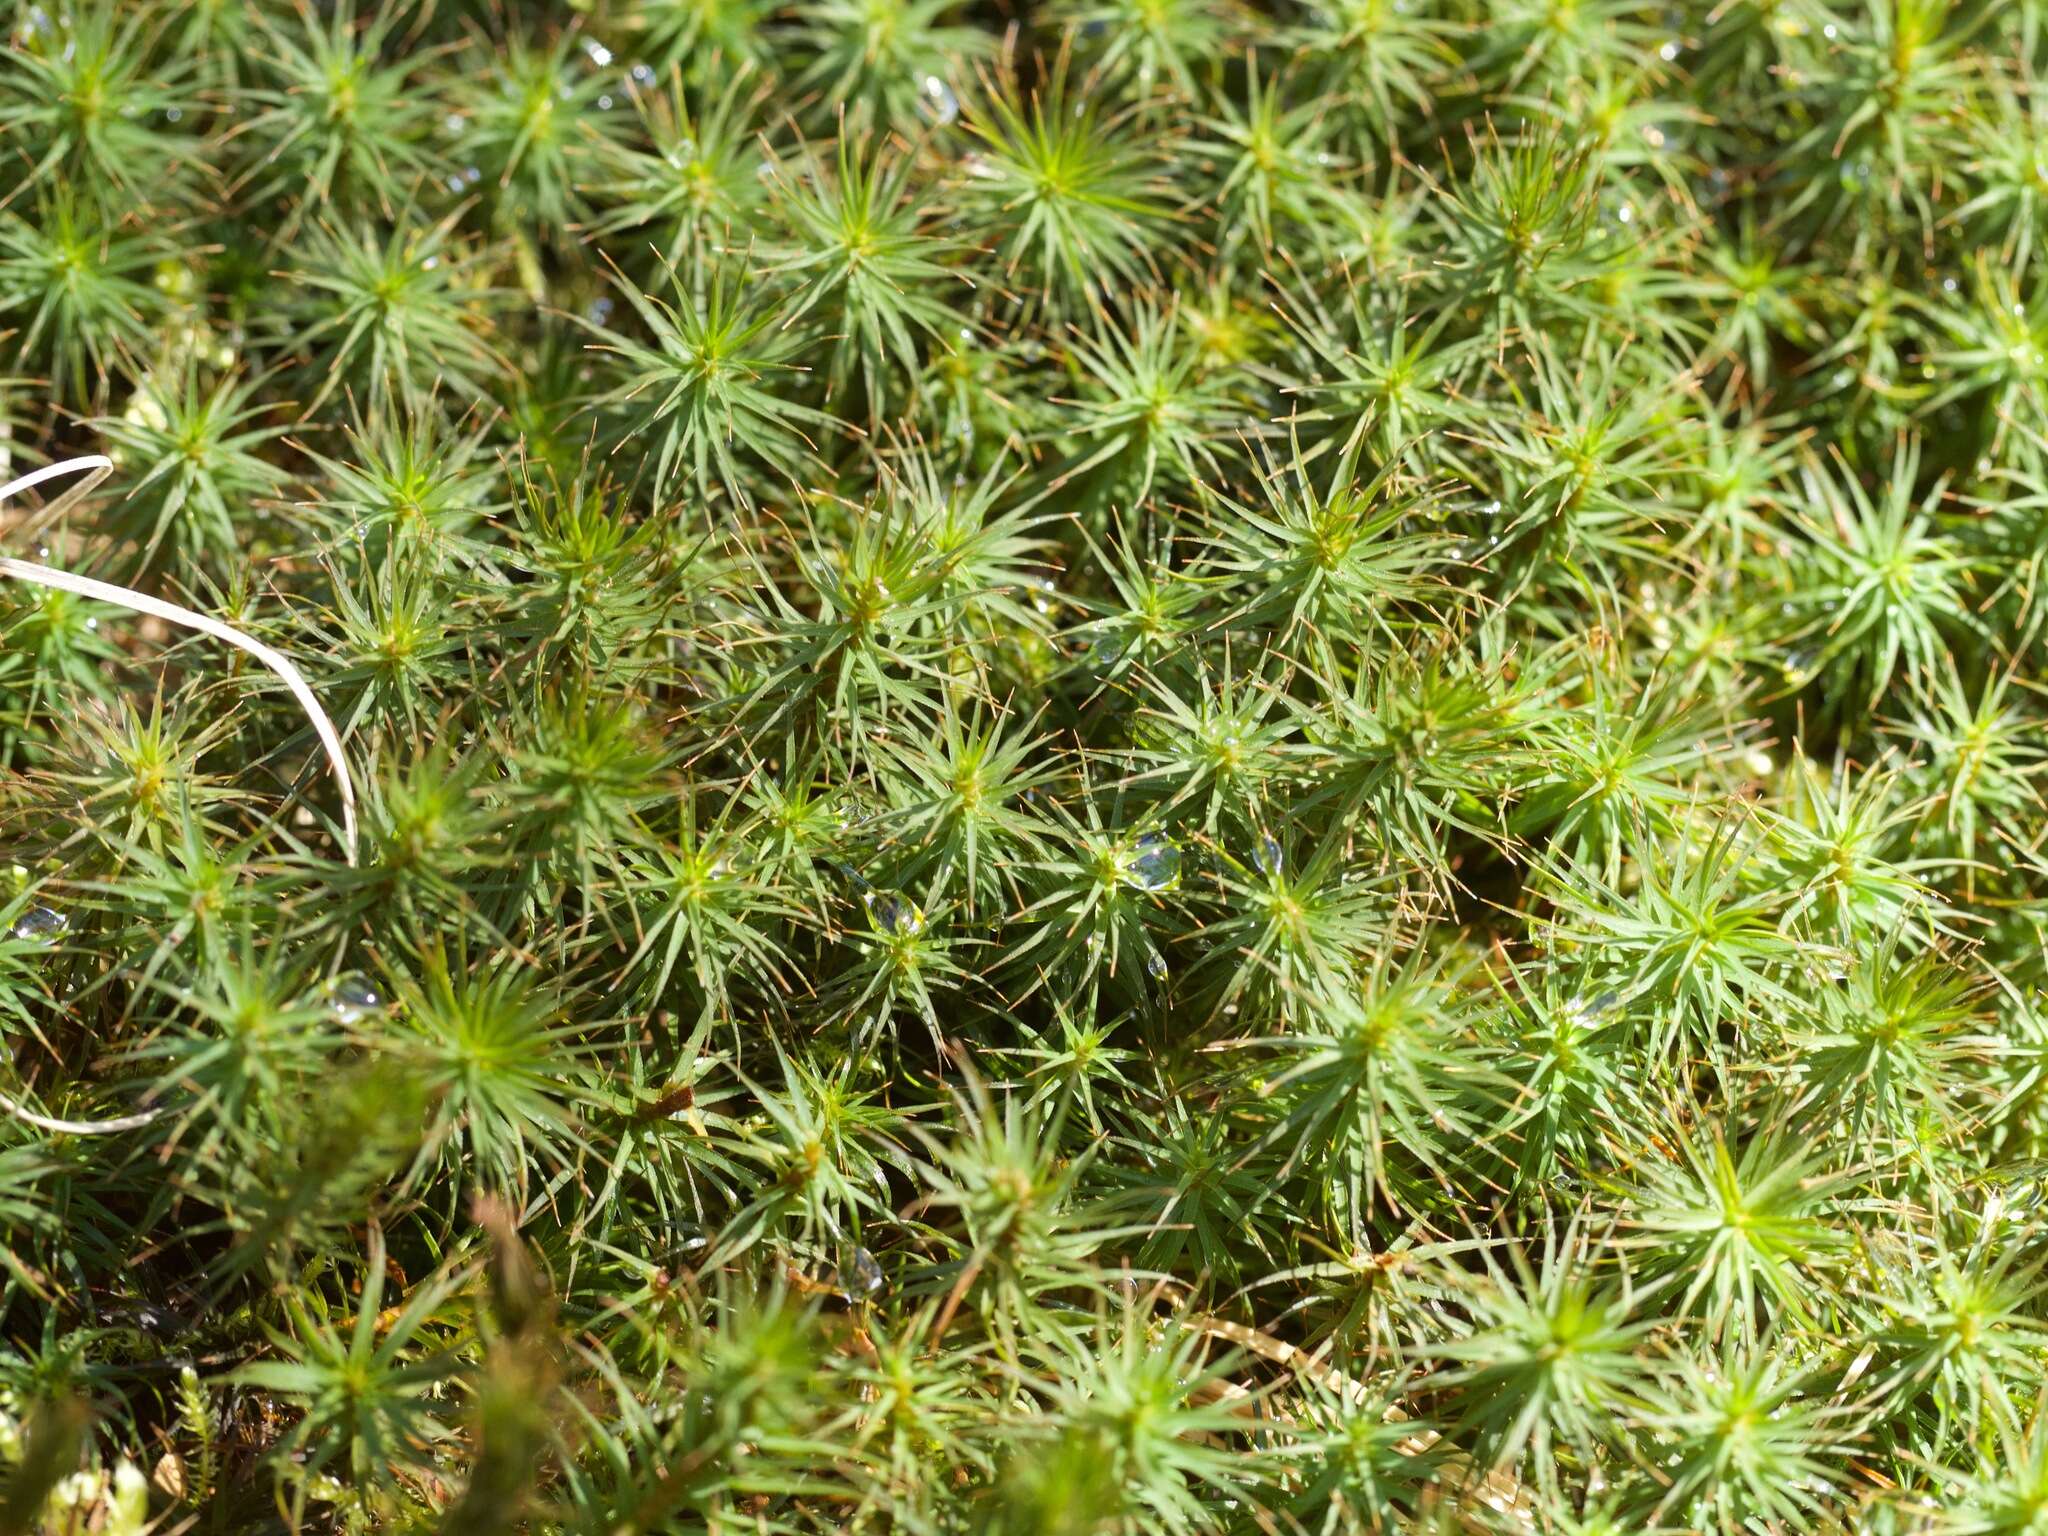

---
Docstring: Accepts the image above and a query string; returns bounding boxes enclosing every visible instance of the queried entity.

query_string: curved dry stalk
[0,455,358,864]
[0,1088,162,1137]
[1,455,357,1140]
[0,454,114,510]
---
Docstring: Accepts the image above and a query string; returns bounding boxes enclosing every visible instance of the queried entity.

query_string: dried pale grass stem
[0,455,358,864]
[1,454,357,1138]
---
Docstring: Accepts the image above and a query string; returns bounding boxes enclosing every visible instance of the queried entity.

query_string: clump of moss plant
[6,0,2048,1531]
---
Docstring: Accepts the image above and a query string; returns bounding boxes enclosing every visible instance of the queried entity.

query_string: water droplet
[164,106,182,123]
[1658,39,1679,60]
[915,73,958,126]
[1145,948,1167,979]
[584,39,614,67]
[630,62,656,87]
[586,295,615,325]
[464,165,483,186]
[864,891,925,937]
[10,906,66,945]
[443,112,466,136]
[1120,832,1182,893]
[1582,988,1621,1019]
[327,973,384,1024]
[666,1222,711,1265]
[1942,277,1959,294]
[597,93,614,110]
[84,616,97,630]
[835,1244,884,1299]
[1253,835,1283,876]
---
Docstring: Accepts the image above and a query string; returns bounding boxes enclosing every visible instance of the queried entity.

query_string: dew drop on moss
[865,891,925,937]
[1121,832,1182,893]
[1565,989,1622,1026]
[10,906,67,945]
[837,1245,884,1299]
[327,973,385,1024]
[916,74,959,126]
